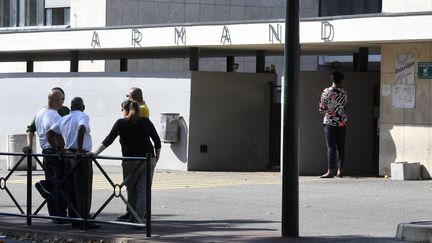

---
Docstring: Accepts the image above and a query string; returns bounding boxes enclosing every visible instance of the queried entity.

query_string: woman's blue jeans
[323,124,346,169]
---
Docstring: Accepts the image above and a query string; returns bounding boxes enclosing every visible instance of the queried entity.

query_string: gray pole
[282,0,299,237]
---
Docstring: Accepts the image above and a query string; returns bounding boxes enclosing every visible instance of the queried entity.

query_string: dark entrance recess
[269,83,281,169]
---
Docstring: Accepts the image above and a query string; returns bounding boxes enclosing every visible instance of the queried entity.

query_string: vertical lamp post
[282,0,300,238]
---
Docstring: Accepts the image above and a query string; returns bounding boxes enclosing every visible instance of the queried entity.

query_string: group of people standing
[24,87,161,229]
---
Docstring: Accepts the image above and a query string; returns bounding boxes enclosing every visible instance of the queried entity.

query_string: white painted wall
[382,0,432,13]
[70,0,106,28]
[0,73,190,170]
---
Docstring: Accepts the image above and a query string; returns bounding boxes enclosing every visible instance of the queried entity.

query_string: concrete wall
[299,71,379,175]
[0,73,191,170]
[70,0,106,27]
[382,0,432,13]
[380,43,432,177]
[188,71,273,171]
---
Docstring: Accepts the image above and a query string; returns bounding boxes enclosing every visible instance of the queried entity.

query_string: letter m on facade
[269,24,282,43]
[175,27,186,45]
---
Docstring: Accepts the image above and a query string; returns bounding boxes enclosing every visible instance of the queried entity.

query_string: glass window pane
[52,8,64,25]
[0,0,11,27]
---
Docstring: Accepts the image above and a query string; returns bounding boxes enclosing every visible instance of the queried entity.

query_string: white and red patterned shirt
[319,86,348,126]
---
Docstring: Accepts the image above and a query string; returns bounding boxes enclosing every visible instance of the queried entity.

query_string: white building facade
[0,0,432,177]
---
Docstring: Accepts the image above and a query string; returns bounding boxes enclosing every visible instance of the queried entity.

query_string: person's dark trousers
[42,148,67,217]
[64,150,93,221]
[41,151,55,216]
[121,158,156,221]
[323,124,346,170]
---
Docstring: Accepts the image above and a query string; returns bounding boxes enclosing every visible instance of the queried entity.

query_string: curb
[396,221,432,242]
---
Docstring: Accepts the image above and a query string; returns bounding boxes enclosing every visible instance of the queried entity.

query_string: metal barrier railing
[0,151,152,237]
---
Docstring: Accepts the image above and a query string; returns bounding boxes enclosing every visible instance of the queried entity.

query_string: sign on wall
[395,53,415,84]
[418,62,432,79]
[393,53,415,108]
[392,84,415,109]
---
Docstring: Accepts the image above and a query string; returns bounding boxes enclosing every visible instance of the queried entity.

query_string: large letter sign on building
[220,25,231,45]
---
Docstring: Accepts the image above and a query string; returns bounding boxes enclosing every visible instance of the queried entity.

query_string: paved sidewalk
[0,167,429,242]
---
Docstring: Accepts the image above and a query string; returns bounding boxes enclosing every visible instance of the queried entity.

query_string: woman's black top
[102,117,161,157]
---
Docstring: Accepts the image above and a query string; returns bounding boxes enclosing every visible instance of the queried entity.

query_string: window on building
[45,7,70,26]
[0,0,11,27]
[0,0,69,28]
[319,0,382,16]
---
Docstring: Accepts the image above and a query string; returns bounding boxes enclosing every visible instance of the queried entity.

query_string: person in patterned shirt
[319,71,347,178]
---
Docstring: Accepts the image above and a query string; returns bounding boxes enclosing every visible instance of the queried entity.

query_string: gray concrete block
[300,9,318,18]
[244,6,259,20]
[391,162,421,180]
[300,0,319,9]
[213,58,226,72]
[230,0,244,6]
[396,221,432,242]
[200,0,215,4]
[230,5,244,21]
[185,0,199,3]
[105,60,119,72]
[259,7,272,19]
[106,0,123,26]
[170,0,185,3]
[272,8,285,19]
[127,59,139,72]
[243,61,256,73]
[200,4,215,22]
[154,2,170,24]
[199,58,214,71]
[215,5,230,21]
[215,0,230,5]
[260,0,273,7]
[245,0,260,7]
[139,1,155,24]
[152,59,170,72]
[123,0,140,25]
[185,3,200,23]
[273,0,285,8]
[169,3,185,23]
[272,6,285,19]
[138,59,154,72]
[169,58,187,72]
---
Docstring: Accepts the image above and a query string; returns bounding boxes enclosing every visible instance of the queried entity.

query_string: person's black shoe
[52,219,70,224]
[83,222,101,230]
[35,182,54,200]
[116,213,130,221]
[71,223,81,229]
[71,222,101,229]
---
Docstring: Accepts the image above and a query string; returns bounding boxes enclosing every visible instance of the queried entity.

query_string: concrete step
[396,221,432,242]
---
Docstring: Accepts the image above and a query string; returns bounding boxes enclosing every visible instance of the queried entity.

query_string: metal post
[359,47,369,72]
[70,51,79,72]
[120,58,128,72]
[282,0,299,237]
[189,47,199,71]
[83,157,88,230]
[353,53,359,72]
[226,56,235,72]
[145,153,152,237]
[26,152,32,225]
[26,61,34,72]
[256,50,266,73]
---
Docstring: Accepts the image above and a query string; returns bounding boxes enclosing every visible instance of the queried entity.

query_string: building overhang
[0,13,431,61]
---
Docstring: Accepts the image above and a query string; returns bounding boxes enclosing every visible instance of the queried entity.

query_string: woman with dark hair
[91,100,161,222]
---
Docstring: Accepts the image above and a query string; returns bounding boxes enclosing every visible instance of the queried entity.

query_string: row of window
[0,0,69,28]
[319,0,382,17]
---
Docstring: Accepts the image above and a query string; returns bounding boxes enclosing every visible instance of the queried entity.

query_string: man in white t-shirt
[31,90,68,222]
[48,97,99,229]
